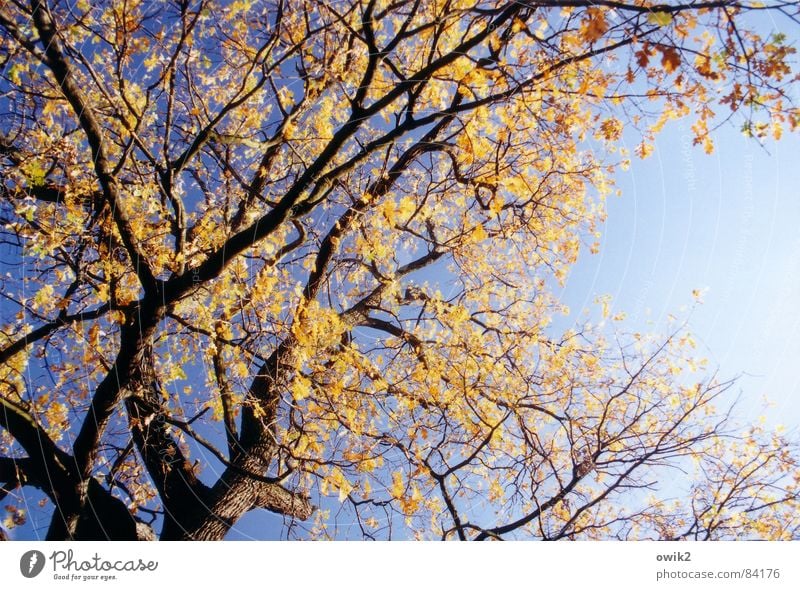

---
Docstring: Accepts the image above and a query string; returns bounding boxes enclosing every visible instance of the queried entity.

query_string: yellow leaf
[292,375,311,401]
[327,467,353,502]
[471,223,488,243]
[396,196,416,220]
[380,200,396,226]
[489,196,504,215]
[391,471,404,499]
[489,479,504,501]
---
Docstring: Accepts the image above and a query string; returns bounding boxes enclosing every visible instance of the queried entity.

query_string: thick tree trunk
[175,472,259,541]
[74,479,149,540]
[44,478,154,541]
[167,449,313,540]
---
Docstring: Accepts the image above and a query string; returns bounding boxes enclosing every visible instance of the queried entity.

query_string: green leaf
[22,161,47,187]
[8,64,23,85]
[647,12,673,27]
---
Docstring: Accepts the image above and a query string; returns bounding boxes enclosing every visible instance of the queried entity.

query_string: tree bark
[172,455,313,541]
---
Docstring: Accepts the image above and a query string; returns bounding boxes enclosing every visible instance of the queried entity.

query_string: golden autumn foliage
[1,0,799,540]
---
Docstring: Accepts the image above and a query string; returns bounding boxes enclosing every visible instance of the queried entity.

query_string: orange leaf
[581,8,608,43]
[658,46,681,73]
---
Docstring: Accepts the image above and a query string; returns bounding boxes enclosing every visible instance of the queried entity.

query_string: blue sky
[559,121,800,427]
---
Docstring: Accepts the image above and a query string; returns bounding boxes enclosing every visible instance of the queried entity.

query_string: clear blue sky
[558,121,800,427]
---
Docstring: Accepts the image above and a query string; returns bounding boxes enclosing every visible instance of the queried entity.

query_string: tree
[1,0,799,541]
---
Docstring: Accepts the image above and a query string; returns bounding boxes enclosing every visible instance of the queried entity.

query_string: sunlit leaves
[1,0,799,541]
